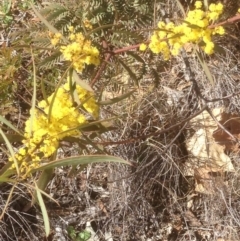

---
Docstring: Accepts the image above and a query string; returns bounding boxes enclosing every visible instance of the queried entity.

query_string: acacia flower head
[140,1,225,58]
[50,26,100,73]
[10,76,99,176]
[50,32,62,46]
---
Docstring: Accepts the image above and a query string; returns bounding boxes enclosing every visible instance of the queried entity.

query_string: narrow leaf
[29,47,37,137]
[58,117,116,136]
[118,58,138,86]
[72,70,93,92]
[127,51,146,64]
[0,184,16,220]
[32,169,54,205]
[31,155,132,172]
[203,0,209,9]
[196,50,214,86]
[0,133,24,144]
[175,0,186,17]
[0,176,16,183]
[0,129,19,175]
[0,115,22,135]
[30,3,59,34]
[35,183,51,237]
[99,89,136,105]
[0,162,16,177]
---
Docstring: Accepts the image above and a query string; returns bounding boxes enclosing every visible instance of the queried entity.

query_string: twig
[94,105,208,146]
[209,14,240,29]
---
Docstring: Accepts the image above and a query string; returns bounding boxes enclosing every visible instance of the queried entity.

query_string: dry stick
[95,84,240,146]
[95,105,207,146]
[201,91,240,103]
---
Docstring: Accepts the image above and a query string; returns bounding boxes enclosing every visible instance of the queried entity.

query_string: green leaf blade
[32,155,132,172]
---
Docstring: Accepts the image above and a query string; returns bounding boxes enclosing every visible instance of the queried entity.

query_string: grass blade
[175,0,186,17]
[0,115,23,135]
[0,129,19,175]
[30,3,59,34]
[0,134,23,144]
[0,183,16,220]
[196,50,214,86]
[35,182,51,237]
[28,47,37,136]
[31,155,132,172]
[99,89,136,105]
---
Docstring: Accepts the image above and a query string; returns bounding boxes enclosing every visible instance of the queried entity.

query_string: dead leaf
[185,107,235,193]
[213,112,240,152]
[184,210,202,227]
[97,199,109,217]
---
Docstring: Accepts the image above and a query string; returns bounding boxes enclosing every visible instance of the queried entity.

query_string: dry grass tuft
[1,0,240,240]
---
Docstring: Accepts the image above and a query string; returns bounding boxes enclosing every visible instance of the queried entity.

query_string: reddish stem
[209,14,240,29]
[90,53,111,87]
[90,43,143,87]
[90,14,240,88]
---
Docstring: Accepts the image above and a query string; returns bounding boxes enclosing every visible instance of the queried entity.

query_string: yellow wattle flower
[10,76,99,176]
[147,1,225,58]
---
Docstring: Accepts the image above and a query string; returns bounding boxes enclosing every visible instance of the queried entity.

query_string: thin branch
[209,14,240,29]
[94,105,208,146]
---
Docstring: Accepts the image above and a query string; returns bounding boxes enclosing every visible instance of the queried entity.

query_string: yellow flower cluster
[140,1,225,59]
[60,26,99,73]
[49,32,62,46]
[83,19,93,30]
[10,77,99,175]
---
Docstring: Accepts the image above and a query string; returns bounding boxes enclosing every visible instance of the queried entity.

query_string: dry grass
[1,0,240,240]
